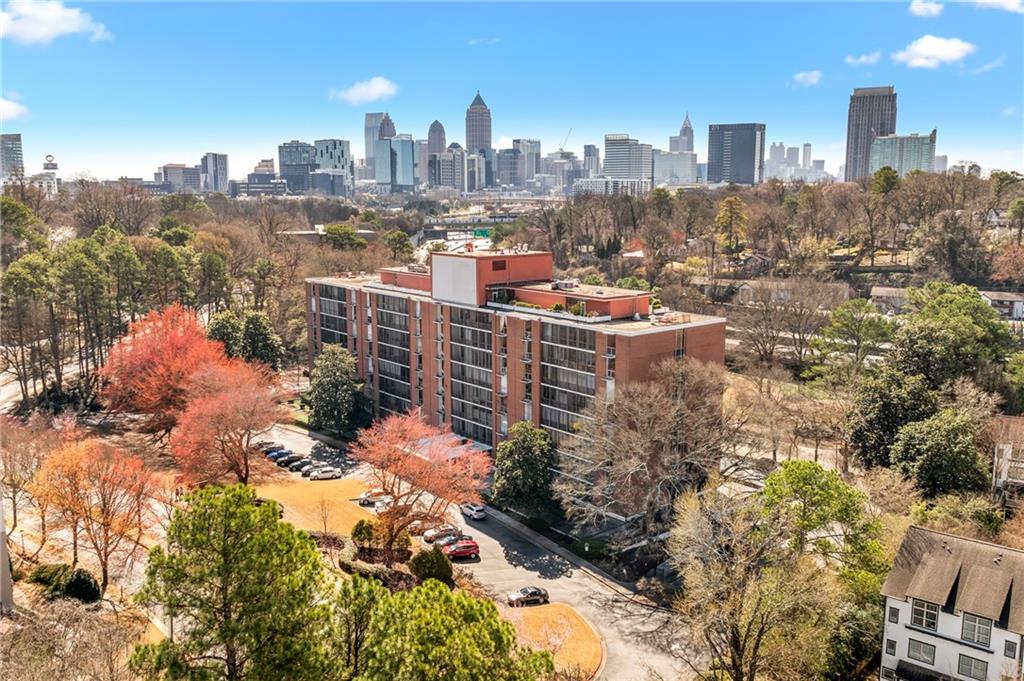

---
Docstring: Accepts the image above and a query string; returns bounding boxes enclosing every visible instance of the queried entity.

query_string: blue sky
[2,1,1022,179]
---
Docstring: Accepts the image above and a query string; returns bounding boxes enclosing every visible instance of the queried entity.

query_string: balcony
[603,349,616,359]
[521,353,533,362]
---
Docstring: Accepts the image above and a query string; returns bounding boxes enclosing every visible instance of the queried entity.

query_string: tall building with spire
[670,113,694,153]
[428,120,446,155]
[379,113,397,140]
[844,86,897,182]
[465,91,492,153]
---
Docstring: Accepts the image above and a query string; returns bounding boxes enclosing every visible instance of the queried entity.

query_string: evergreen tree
[241,311,283,369]
[207,309,244,357]
[307,345,358,435]
[491,421,557,517]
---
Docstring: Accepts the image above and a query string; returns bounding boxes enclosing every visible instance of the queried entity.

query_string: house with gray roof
[880,526,1024,681]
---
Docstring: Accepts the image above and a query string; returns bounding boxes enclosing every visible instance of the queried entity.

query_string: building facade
[707,123,766,185]
[465,91,492,153]
[1,133,25,179]
[514,139,541,181]
[497,148,523,187]
[653,150,698,185]
[845,86,898,182]
[199,152,229,193]
[364,113,385,171]
[305,249,725,471]
[155,163,201,192]
[572,177,652,196]
[583,144,601,178]
[869,129,937,177]
[374,135,416,193]
[428,120,447,155]
[279,140,318,192]
[603,134,653,181]
[429,143,466,192]
[881,526,1024,681]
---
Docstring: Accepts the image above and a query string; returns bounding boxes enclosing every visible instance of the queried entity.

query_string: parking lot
[264,425,683,680]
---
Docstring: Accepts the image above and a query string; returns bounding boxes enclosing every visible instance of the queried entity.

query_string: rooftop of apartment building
[308,247,726,335]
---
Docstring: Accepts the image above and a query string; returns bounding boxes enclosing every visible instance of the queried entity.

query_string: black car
[276,453,303,467]
[260,443,285,453]
[288,458,312,472]
[435,533,472,548]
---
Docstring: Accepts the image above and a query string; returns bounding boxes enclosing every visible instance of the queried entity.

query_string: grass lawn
[510,603,603,679]
[255,477,374,535]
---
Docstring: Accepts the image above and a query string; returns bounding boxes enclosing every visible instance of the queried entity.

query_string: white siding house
[881,527,1024,681]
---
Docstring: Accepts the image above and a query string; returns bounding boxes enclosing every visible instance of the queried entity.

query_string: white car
[372,496,395,512]
[357,489,391,506]
[423,524,459,543]
[309,467,342,480]
[460,503,486,520]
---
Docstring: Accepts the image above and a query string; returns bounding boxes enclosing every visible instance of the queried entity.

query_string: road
[268,425,687,681]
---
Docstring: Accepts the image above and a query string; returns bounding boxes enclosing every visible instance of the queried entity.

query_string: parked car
[442,539,479,560]
[300,463,326,477]
[276,453,303,467]
[288,458,312,472]
[309,467,342,480]
[435,533,472,548]
[408,518,443,536]
[423,524,459,543]
[357,489,391,506]
[460,503,486,520]
[506,587,549,607]
[256,441,281,451]
[267,449,293,461]
[373,497,397,512]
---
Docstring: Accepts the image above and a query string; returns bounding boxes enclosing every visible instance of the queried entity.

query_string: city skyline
[2,1,1021,180]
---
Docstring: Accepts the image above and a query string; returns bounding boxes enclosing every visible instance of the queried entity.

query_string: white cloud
[971,55,1005,74]
[792,70,822,87]
[468,37,502,46]
[495,135,514,150]
[909,0,944,16]
[0,0,111,45]
[0,96,27,121]
[974,0,1023,13]
[892,35,977,68]
[845,51,881,66]
[328,76,398,105]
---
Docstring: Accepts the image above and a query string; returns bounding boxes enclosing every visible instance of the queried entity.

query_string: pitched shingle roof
[883,526,1024,634]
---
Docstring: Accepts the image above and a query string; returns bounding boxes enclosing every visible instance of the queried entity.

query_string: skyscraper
[707,123,766,185]
[312,139,354,196]
[844,86,897,182]
[279,140,318,192]
[428,120,446,155]
[670,113,694,153]
[429,143,466,192]
[603,134,653,181]
[802,143,812,169]
[200,152,229,193]
[374,135,415,193]
[465,91,492,153]
[1,134,24,179]
[768,142,785,165]
[415,139,429,186]
[497,148,523,187]
[513,139,541,180]
[364,113,385,171]
[785,147,800,167]
[869,129,937,177]
[379,113,396,140]
[933,155,948,174]
[583,144,601,178]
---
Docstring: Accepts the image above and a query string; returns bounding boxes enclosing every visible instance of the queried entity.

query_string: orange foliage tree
[0,413,77,533]
[350,412,491,560]
[170,359,287,485]
[31,439,155,591]
[100,305,225,435]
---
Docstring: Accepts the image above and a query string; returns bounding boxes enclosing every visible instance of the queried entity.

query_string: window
[962,613,992,647]
[957,654,988,681]
[885,639,896,655]
[911,599,938,631]
[907,639,935,665]
[880,668,895,681]
[888,606,900,624]
[492,259,507,271]
[1006,640,1018,659]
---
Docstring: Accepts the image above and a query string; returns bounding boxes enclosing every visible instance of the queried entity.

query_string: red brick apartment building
[305,247,726,457]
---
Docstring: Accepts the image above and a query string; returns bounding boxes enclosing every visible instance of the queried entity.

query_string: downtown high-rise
[603,134,652,182]
[707,123,765,185]
[428,120,447,155]
[869,129,937,177]
[1,134,24,179]
[465,92,492,153]
[364,113,385,171]
[279,140,318,193]
[200,152,229,193]
[844,86,897,182]
[669,113,694,153]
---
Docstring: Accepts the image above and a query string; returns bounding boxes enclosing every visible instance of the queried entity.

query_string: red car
[442,539,480,560]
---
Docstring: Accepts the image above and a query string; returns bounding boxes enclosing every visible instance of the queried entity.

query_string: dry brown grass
[508,603,603,679]
[254,477,374,535]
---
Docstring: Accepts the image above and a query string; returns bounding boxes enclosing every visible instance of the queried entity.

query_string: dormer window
[961,613,992,647]
[911,599,938,631]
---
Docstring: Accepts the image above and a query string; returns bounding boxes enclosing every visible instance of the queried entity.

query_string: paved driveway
[268,425,687,680]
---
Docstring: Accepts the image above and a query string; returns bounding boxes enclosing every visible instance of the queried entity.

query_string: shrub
[29,563,100,602]
[550,303,565,312]
[408,546,453,586]
[568,302,585,316]
[351,519,376,547]
[512,301,541,309]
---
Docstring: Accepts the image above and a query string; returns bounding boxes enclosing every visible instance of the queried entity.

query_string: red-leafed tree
[170,359,287,485]
[31,439,155,591]
[101,305,225,435]
[350,412,491,561]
